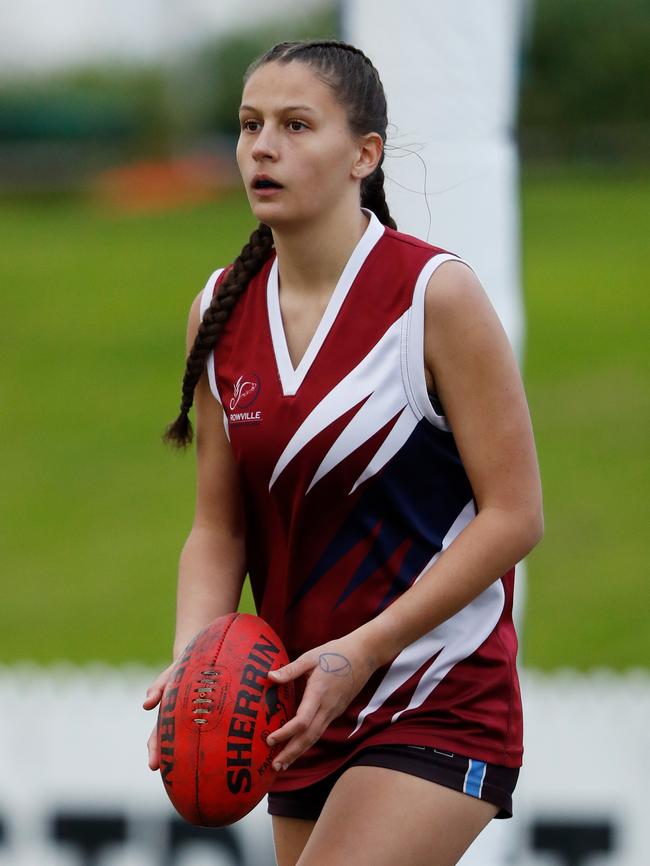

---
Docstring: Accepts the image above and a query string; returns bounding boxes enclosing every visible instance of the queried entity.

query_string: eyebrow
[239,104,316,114]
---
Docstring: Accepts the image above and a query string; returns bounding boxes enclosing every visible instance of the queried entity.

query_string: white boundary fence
[0,665,647,866]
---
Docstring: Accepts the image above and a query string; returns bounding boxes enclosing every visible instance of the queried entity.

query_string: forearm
[172,524,246,660]
[355,506,542,668]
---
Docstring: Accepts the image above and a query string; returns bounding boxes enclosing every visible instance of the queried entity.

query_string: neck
[272,202,371,296]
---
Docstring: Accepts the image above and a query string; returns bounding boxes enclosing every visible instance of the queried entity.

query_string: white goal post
[342,0,532,362]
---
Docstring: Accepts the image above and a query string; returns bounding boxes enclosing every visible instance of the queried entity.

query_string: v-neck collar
[267,208,385,397]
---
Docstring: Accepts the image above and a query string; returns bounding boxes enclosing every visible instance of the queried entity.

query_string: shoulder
[423,258,513,378]
[383,225,436,251]
[187,290,203,347]
[424,258,492,324]
[374,227,459,286]
[376,225,491,323]
[186,267,227,350]
[381,225,454,258]
[199,267,228,315]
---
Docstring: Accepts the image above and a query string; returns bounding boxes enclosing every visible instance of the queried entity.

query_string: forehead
[241,60,341,115]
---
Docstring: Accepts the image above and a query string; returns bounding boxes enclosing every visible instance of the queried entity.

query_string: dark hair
[163,39,397,448]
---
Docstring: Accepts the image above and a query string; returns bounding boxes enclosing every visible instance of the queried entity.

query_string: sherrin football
[157,613,295,826]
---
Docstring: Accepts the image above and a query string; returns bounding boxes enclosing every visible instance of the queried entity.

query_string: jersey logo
[229,373,262,424]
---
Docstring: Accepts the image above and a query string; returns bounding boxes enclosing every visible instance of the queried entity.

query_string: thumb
[142,684,163,710]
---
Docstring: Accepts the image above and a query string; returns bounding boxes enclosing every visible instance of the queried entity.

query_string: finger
[142,683,165,710]
[147,726,159,770]
[266,691,320,747]
[143,665,175,709]
[272,710,329,770]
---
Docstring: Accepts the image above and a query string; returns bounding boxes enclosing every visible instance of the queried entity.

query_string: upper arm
[423,261,543,534]
[186,291,245,540]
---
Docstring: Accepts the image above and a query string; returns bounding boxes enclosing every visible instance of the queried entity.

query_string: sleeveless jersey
[199,209,524,790]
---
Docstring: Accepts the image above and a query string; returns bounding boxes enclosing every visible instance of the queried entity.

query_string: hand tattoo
[319,652,352,677]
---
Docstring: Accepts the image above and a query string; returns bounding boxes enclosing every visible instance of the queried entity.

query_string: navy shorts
[267,744,519,821]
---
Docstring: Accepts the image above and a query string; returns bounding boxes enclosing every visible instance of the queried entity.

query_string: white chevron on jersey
[269,313,407,491]
[307,364,408,494]
[350,405,419,494]
[349,499,505,736]
[390,577,504,723]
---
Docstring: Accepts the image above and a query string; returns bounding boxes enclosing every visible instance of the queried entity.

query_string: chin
[250,203,300,231]
[247,197,280,222]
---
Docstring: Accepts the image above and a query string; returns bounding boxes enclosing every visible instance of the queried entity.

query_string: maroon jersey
[200,209,523,789]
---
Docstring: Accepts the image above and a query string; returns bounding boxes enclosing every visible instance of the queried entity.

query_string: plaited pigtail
[163,224,274,448]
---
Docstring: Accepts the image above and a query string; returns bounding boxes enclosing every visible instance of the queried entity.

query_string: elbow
[532,510,545,548]
[520,505,544,556]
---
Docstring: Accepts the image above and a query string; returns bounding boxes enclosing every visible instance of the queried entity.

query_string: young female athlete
[143,40,543,866]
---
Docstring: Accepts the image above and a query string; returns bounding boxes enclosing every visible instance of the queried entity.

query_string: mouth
[252,175,284,191]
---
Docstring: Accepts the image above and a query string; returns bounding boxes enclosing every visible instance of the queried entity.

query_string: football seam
[195,612,239,826]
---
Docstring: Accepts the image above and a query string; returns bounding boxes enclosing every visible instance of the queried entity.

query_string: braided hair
[163,39,397,448]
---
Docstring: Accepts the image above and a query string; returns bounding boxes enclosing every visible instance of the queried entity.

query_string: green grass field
[520,164,649,669]
[1,164,648,670]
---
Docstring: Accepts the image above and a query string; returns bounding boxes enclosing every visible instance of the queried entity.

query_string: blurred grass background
[2,166,648,669]
[1,0,648,670]
[520,165,649,669]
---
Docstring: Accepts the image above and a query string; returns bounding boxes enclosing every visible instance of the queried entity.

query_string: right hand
[143,662,176,770]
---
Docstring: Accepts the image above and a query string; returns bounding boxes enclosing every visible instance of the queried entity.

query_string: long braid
[163,224,274,448]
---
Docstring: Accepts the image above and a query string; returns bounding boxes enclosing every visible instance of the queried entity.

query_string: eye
[241,119,261,133]
[287,119,308,132]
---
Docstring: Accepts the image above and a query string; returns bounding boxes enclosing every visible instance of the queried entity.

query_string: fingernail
[273,761,285,772]
[266,736,275,747]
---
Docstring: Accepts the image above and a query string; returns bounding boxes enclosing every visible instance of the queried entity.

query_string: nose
[251,123,279,162]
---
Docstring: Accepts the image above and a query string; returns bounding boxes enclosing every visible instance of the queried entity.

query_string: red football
[157,613,295,826]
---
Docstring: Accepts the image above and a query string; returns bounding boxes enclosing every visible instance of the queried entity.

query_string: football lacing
[192,670,219,724]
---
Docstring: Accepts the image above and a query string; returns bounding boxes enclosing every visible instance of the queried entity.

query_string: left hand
[265,633,379,771]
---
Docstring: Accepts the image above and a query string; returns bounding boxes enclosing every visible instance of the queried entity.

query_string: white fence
[0,665,647,866]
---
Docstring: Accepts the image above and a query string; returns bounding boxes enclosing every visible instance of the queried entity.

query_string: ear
[351,132,383,181]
